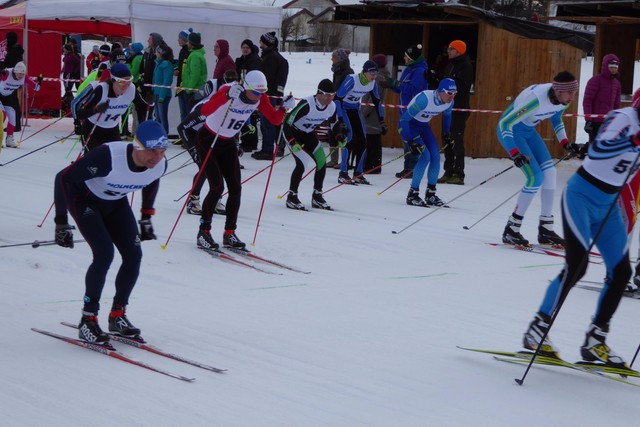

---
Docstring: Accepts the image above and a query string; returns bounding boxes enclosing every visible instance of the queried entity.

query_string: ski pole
[251,126,285,246]
[392,163,516,235]
[323,150,409,195]
[0,239,85,249]
[462,155,570,231]
[161,100,236,250]
[18,74,43,145]
[515,151,640,386]
[0,132,75,167]
[376,168,413,196]
[18,110,71,146]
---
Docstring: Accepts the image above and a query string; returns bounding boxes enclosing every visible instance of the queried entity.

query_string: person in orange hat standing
[438,40,475,185]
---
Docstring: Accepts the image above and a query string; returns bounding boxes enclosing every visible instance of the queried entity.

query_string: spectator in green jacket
[179,31,207,110]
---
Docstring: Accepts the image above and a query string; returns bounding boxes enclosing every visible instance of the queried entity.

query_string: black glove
[138,217,156,241]
[55,224,75,248]
[409,139,424,155]
[379,121,388,136]
[577,143,589,160]
[442,132,454,149]
[562,140,580,159]
[73,120,82,136]
[584,121,595,134]
[94,100,110,114]
[511,151,529,168]
[37,74,44,85]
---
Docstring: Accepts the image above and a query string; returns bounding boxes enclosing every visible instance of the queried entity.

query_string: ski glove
[282,95,296,110]
[138,218,156,241]
[584,121,595,134]
[227,84,243,100]
[409,138,425,155]
[561,139,580,158]
[379,121,389,136]
[245,124,256,134]
[511,150,529,168]
[290,143,303,154]
[94,100,110,114]
[55,224,75,248]
[338,138,348,149]
[73,120,82,136]
[442,132,454,149]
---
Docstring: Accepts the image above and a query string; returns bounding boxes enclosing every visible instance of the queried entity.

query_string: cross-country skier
[498,71,580,247]
[53,120,168,344]
[0,61,39,148]
[283,78,342,211]
[522,93,640,368]
[194,70,294,251]
[335,60,385,184]
[398,78,456,207]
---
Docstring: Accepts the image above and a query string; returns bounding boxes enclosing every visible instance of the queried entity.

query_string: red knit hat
[372,54,387,68]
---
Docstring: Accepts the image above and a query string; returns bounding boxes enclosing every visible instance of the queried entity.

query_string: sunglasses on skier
[112,75,133,83]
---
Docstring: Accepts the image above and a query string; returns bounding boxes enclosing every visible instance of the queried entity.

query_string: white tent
[25,0,283,133]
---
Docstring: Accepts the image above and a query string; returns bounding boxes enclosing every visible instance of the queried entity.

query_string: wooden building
[333,2,594,158]
[550,0,640,96]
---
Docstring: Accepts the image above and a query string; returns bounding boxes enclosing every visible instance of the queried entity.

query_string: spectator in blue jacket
[388,43,428,178]
[152,44,175,134]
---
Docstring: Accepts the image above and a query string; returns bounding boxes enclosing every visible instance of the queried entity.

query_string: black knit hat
[260,31,277,47]
[405,43,423,61]
[188,32,202,46]
[317,79,335,94]
[362,60,378,74]
[99,44,111,55]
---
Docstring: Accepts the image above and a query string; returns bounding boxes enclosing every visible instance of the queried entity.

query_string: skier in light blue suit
[398,78,456,207]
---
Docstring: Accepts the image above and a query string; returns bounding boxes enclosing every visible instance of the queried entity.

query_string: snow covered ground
[2,53,640,427]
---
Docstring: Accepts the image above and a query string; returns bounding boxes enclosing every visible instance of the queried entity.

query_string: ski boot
[538,215,564,247]
[580,323,628,368]
[406,189,427,207]
[78,311,110,344]
[108,304,141,337]
[523,312,560,358]
[502,213,530,247]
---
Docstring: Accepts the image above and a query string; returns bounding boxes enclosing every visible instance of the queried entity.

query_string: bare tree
[313,22,348,51]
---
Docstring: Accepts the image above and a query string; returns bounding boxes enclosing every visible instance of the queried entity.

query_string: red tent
[0,2,130,114]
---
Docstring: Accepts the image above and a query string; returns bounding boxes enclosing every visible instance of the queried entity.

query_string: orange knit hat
[449,40,466,55]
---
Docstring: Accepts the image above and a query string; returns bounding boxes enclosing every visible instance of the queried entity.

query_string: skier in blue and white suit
[335,59,385,185]
[53,120,168,345]
[523,96,640,369]
[498,71,580,248]
[398,78,456,207]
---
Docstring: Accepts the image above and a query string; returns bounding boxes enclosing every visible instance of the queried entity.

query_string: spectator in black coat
[235,39,262,152]
[327,48,354,168]
[251,32,289,160]
[176,28,192,122]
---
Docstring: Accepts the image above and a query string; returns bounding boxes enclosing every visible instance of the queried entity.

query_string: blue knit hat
[179,28,192,41]
[135,121,169,150]
[438,78,457,93]
[131,42,144,55]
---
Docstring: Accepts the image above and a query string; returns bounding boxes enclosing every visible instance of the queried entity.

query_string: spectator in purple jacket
[213,39,236,87]
[582,53,621,148]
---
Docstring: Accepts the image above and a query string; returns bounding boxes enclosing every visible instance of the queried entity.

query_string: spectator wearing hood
[213,39,235,86]
[582,53,622,148]
[235,39,262,152]
[62,43,81,99]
